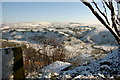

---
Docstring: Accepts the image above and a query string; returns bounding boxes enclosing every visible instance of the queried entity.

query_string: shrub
[23,37,67,76]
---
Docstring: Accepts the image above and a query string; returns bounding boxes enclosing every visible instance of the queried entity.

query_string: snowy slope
[32,48,119,79]
[81,25,118,45]
[62,48,120,79]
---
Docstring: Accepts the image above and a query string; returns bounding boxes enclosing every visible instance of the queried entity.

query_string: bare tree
[81,0,120,45]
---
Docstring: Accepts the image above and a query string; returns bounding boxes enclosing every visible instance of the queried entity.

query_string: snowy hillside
[35,48,120,79]
[81,25,117,45]
[0,22,119,79]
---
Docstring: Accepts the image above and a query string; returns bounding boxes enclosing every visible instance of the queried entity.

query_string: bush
[23,37,67,76]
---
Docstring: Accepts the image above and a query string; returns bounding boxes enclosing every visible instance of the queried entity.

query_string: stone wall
[0,47,25,80]
[0,48,13,79]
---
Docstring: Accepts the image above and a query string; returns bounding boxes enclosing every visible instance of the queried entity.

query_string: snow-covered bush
[23,37,68,77]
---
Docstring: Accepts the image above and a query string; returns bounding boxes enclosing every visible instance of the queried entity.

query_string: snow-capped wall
[0,48,13,79]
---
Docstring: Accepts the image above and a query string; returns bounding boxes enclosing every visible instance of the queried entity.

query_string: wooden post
[12,47,25,80]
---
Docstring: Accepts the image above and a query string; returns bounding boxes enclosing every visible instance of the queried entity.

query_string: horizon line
[2,21,102,25]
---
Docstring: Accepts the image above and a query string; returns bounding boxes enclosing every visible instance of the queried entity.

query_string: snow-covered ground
[0,22,119,79]
[36,48,120,79]
[42,61,71,73]
[62,49,119,77]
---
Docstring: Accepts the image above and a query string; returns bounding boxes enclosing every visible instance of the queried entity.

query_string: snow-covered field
[0,22,119,79]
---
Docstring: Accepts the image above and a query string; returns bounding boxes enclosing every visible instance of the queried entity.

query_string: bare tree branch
[116,19,120,26]
[101,0,107,18]
[109,1,120,37]
[81,1,120,44]
[92,0,110,25]
[103,0,111,10]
